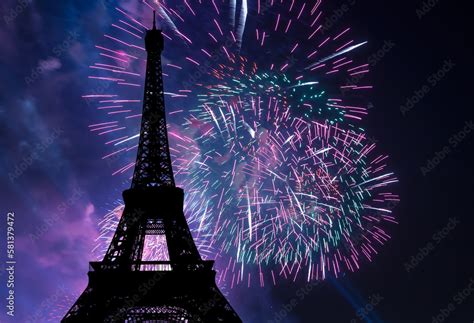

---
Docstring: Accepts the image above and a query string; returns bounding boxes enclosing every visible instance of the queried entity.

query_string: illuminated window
[140,219,171,271]
[124,306,195,322]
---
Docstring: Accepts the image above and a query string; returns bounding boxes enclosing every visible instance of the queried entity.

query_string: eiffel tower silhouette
[62,12,242,323]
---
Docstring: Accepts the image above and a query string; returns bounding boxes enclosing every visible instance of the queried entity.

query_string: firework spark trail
[176,82,398,283]
[83,0,399,285]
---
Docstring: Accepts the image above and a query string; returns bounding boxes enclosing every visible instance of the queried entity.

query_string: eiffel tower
[62,12,242,323]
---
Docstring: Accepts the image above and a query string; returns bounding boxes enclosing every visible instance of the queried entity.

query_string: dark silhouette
[62,12,242,322]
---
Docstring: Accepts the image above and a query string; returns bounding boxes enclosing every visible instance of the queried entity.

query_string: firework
[179,80,398,284]
[83,0,399,285]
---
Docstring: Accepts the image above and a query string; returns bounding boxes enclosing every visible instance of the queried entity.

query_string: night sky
[1,1,473,322]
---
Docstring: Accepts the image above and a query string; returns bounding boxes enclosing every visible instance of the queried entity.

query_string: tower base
[62,263,241,322]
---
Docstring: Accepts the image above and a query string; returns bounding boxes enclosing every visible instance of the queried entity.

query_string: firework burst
[83,0,399,285]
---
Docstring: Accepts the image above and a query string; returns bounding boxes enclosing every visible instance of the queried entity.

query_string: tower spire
[132,9,173,187]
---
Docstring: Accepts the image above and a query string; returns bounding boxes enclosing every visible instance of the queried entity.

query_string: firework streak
[84,0,399,286]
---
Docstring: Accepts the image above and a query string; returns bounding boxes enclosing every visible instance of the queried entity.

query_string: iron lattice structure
[62,13,242,323]
[131,17,175,188]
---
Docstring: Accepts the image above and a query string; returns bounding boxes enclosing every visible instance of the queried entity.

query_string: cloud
[17,199,100,275]
[38,57,62,72]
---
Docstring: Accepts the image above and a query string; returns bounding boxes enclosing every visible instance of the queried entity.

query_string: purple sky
[2,1,472,322]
